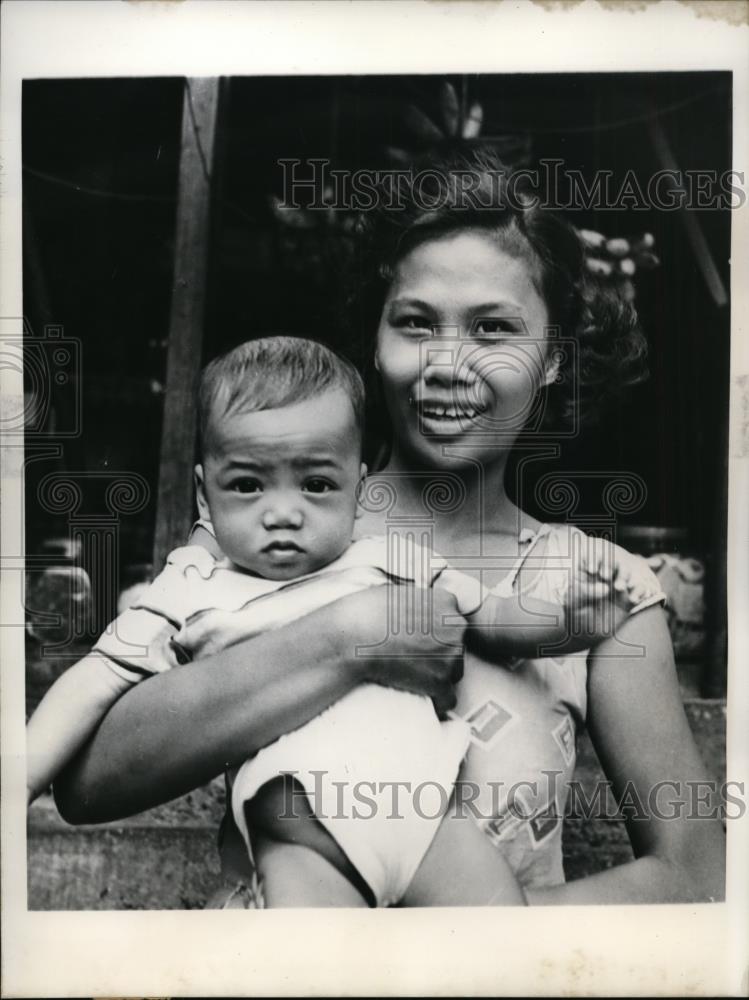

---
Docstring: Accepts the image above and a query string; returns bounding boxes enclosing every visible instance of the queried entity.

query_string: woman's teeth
[422,405,481,420]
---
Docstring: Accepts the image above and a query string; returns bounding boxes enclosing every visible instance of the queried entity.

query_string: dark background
[22,72,731,601]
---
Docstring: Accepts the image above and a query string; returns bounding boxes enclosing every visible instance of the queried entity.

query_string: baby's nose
[261,500,303,529]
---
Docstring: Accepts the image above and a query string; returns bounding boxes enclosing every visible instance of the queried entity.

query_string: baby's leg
[402,796,526,907]
[246,777,375,907]
[252,833,369,908]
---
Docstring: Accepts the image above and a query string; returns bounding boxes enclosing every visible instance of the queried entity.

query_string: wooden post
[152,78,220,574]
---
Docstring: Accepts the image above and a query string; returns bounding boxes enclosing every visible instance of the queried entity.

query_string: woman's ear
[194,464,211,520]
[543,349,561,387]
[374,350,381,373]
[354,463,368,519]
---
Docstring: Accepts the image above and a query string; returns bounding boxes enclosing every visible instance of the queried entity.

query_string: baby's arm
[27,656,133,806]
[439,537,663,660]
[435,569,568,658]
[29,549,206,805]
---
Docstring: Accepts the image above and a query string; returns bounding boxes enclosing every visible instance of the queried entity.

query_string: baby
[27,336,660,908]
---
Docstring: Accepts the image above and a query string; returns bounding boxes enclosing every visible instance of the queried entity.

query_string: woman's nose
[261,499,303,530]
[423,352,476,392]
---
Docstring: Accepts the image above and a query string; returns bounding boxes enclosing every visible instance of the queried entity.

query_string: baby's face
[196,389,365,580]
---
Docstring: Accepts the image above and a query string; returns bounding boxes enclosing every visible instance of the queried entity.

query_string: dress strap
[492,523,552,598]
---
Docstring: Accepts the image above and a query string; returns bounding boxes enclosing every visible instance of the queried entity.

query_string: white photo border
[2,1,748,996]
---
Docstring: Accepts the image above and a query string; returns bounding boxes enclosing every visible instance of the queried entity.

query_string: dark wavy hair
[343,145,648,462]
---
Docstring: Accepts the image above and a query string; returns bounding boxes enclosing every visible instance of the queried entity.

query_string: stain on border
[731,373,749,459]
[527,0,748,27]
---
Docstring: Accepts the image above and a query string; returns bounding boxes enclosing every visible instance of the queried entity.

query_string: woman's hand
[333,583,466,717]
[53,583,465,823]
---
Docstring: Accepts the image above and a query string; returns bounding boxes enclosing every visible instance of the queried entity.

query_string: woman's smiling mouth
[412,396,487,428]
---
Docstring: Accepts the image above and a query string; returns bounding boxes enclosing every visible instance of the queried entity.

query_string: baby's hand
[566,537,647,641]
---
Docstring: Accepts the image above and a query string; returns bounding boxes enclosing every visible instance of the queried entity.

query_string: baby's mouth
[263,540,304,554]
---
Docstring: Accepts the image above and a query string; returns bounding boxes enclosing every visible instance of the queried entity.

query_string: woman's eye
[230,478,262,494]
[472,318,523,339]
[399,315,433,335]
[303,478,335,494]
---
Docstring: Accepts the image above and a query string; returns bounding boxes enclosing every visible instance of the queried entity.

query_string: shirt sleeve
[622,552,668,615]
[92,555,202,683]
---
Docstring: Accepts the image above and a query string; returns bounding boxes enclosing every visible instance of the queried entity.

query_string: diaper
[231,684,471,907]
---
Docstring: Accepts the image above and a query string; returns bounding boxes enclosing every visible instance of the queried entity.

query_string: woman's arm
[526,606,725,904]
[54,584,464,824]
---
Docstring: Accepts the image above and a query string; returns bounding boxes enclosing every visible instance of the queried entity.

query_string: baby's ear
[354,464,368,519]
[194,464,210,520]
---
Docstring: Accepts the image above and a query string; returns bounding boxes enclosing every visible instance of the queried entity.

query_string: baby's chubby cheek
[213,521,251,560]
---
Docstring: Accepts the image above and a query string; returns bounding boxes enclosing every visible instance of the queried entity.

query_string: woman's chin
[405,434,492,472]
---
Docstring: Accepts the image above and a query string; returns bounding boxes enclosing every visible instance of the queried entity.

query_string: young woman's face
[375,230,555,470]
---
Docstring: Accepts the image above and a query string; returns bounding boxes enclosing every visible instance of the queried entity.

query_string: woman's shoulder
[534,520,638,559]
[521,522,667,613]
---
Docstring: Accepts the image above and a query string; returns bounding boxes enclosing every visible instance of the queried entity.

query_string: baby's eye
[230,477,262,494]
[303,478,336,494]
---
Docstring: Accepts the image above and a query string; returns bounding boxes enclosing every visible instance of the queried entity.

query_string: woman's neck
[370,442,525,542]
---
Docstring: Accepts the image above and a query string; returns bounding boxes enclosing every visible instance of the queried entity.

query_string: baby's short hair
[199,336,365,456]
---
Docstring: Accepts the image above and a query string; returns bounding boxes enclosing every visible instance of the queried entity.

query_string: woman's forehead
[388,230,546,313]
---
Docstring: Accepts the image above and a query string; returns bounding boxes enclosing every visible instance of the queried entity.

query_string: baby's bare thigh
[247,776,373,904]
[252,836,368,908]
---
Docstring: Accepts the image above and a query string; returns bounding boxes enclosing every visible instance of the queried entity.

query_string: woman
[55,146,725,905]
